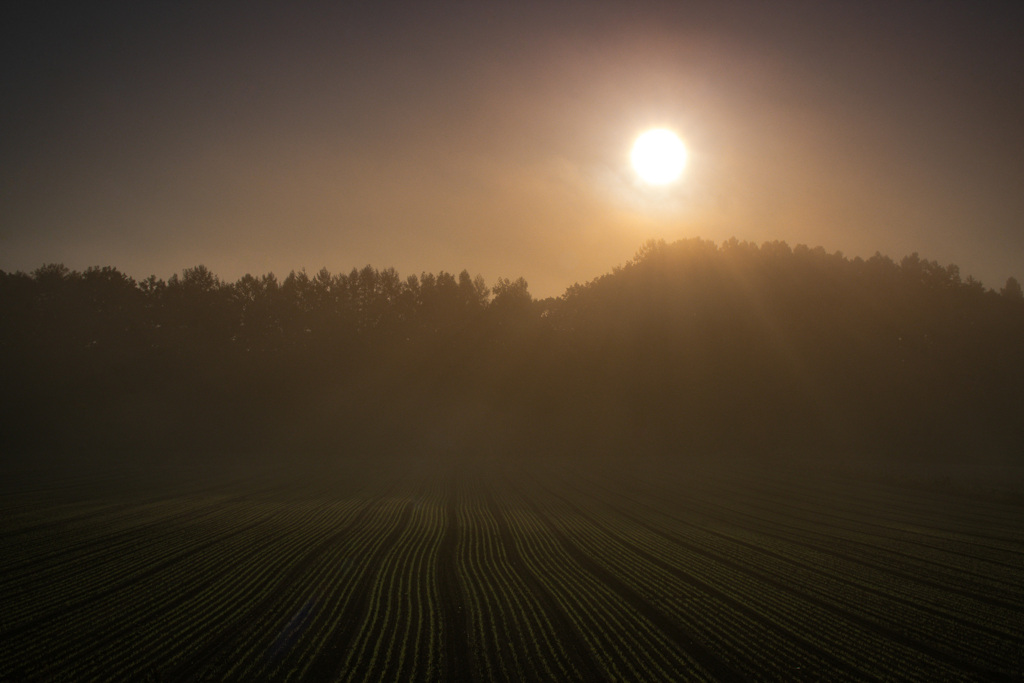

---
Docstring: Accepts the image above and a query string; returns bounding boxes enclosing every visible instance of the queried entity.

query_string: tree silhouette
[1001,276,1023,300]
[1,240,1021,464]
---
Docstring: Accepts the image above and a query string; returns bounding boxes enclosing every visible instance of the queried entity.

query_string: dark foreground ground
[1,453,1022,681]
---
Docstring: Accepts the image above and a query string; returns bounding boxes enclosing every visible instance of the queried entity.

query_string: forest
[2,237,1023,466]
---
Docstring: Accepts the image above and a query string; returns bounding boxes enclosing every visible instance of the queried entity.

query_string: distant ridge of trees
[2,238,1022,464]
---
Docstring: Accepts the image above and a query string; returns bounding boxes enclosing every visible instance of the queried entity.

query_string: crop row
[1,464,1020,681]
[453,482,589,681]
[0,493,369,679]
[549,468,1023,679]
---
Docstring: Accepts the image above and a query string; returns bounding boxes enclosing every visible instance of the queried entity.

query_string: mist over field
[3,237,1023,470]
[2,238,1023,680]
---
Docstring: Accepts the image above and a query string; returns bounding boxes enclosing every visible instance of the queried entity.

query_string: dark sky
[3,1,1022,295]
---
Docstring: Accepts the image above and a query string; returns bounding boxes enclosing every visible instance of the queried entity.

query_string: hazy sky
[3,1,1022,296]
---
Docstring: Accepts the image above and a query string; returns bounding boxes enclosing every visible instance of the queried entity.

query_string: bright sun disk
[631,128,688,185]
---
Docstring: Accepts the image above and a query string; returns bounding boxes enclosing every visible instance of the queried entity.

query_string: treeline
[2,238,1022,465]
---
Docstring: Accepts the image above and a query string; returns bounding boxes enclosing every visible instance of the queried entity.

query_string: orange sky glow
[2,1,1022,296]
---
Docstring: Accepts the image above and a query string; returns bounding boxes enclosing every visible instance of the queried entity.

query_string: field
[1,456,1022,681]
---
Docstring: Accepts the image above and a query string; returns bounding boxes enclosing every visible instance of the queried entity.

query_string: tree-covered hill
[2,238,1021,466]
[548,239,1024,459]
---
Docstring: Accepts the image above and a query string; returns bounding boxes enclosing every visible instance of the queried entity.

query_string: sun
[631,128,688,185]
